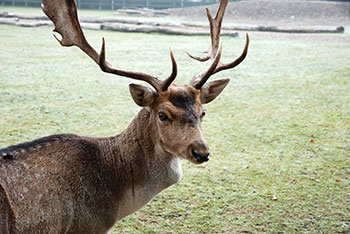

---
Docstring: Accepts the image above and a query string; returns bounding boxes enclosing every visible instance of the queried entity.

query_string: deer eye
[201,110,206,118]
[158,112,169,122]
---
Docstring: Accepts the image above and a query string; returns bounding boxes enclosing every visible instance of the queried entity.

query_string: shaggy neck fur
[100,108,183,222]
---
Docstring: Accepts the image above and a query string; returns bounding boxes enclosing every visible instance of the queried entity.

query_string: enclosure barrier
[0,0,245,10]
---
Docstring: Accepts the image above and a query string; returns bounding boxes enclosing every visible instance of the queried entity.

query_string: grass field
[1,7,350,233]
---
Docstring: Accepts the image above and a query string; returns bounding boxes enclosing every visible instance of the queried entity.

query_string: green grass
[1,10,350,234]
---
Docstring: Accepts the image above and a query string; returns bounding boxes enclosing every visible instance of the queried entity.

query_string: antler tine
[186,0,227,63]
[213,33,250,75]
[185,51,210,62]
[42,0,178,92]
[188,0,249,89]
[98,38,162,91]
[190,43,222,89]
[207,0,227,60]
[161,48,178,91]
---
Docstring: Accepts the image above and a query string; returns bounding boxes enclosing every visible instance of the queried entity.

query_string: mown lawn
[0,7,350,233]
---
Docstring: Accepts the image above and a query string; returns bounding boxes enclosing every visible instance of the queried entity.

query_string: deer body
[0,0,249,233]
[0,108,182,234]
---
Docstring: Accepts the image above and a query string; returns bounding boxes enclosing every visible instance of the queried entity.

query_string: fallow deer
[0,0,249,233]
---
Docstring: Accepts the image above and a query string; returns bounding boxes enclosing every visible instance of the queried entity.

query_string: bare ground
[165,0,350,43]
[166,0,350,26]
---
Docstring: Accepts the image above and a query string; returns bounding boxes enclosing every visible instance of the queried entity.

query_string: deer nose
[191,149,210,163]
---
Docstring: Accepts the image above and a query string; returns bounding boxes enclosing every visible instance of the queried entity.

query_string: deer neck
[105,108,183,220]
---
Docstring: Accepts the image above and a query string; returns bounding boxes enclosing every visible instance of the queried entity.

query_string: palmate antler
[187,0,250,89]
[41,0,176,92]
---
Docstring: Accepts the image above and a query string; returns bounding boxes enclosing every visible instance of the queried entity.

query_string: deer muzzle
[192,149,210,163]
[190,142,210,163]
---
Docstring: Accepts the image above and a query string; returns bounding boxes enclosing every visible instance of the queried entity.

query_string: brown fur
[0,85,214,233]
[0,183,16,234]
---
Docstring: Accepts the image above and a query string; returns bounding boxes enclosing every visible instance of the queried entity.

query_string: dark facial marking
[169,90,198,124]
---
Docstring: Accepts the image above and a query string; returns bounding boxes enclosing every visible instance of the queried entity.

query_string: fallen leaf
[309,138,314,143]
[336,179,340,182]
[288,177,297,184]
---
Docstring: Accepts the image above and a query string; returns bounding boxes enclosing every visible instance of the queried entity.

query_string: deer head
[42,0,249,164]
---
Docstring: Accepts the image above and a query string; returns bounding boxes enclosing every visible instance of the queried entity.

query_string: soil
[166,0,350,26]
[165,0,350,43]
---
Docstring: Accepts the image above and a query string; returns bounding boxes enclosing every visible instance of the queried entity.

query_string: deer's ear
[129,84,157,107]
[200,79,230,104]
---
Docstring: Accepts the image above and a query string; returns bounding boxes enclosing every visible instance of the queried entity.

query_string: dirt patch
[165,0,350,43]
[165,0,350,26]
